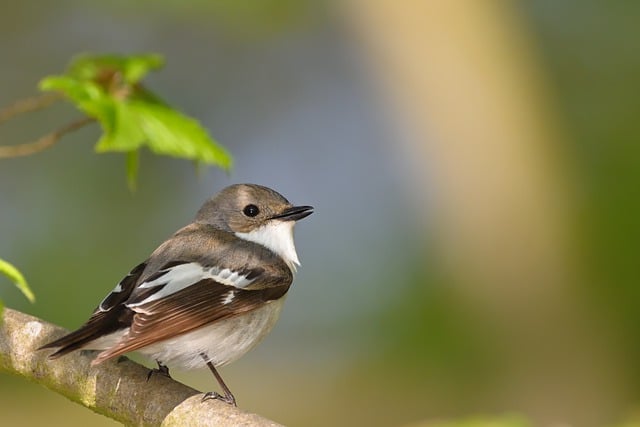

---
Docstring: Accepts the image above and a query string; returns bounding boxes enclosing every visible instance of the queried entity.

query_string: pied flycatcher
[39,183,313,406]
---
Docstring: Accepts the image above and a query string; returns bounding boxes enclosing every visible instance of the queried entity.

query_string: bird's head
[195,184,313,270]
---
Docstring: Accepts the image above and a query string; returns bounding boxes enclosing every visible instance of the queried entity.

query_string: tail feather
[39,324,105,359]
[38,310,130,359]
[39,262,145,359]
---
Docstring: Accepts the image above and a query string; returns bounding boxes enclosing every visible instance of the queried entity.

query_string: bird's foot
[146,361,171,381]
[199,353,237,406]
[202,391,237,407]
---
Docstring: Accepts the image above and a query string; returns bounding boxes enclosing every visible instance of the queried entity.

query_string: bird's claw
[146,363,171,382]
[202,391,237,407]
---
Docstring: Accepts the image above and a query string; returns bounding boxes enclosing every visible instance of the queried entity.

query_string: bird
[39,183,313,406]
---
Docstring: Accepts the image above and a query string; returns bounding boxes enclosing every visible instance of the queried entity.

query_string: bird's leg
[200,353,237,406]
[146,360,171,381]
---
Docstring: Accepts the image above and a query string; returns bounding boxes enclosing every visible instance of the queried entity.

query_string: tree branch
[0,116,95,158]
[0,92,63,124]
[0,307,282,426]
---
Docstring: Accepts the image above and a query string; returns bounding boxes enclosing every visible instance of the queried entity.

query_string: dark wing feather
[91,278,289,364]
[39,262,147,358]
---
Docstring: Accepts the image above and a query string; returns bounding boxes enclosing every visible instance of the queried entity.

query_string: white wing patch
[98,283,124,312]
[222,290,235,305]
[127,262,254,308]
[98,263,147,312]
[212,267,253,288]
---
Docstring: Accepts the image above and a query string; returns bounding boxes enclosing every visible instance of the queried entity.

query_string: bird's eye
[243,204,260,217]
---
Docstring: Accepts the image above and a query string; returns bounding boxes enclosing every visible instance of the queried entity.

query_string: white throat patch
[236,221,299,272]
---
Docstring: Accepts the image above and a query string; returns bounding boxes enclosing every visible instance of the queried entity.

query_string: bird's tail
[38,316,122,360]
[38,326,101,359]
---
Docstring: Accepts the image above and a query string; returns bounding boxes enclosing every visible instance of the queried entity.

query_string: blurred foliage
[421,414,531,427]
[368,0,640,375]
[40,53,232,188]
[372,268,497,386]
[353,1,640,424]
[523,0,640,391]
[95,0,320,40]
[0,258,35,312]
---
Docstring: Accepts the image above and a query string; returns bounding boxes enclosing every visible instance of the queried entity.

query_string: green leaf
[65,53,164,84]
[94,101,147,152]
[0,258,35,303]
[38,53,233,176]
[94,100,231,169]
[39,76,106,105]
[132,101,231,169]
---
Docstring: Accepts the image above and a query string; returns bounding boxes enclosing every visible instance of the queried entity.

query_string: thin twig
[0,116,95,159]
[0,92,63,124]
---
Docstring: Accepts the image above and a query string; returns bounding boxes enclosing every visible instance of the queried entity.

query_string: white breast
[137,297,286,368]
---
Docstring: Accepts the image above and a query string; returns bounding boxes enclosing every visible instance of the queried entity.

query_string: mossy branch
[0,307,281,426]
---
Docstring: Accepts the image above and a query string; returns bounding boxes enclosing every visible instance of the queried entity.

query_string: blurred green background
[1,1,639,426]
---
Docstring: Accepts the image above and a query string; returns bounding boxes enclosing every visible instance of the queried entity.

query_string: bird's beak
[271,205,314,221]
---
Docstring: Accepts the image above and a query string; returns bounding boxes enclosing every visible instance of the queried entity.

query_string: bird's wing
[39,261,147,357]
[43,223,293,362]
[91,262,291,364]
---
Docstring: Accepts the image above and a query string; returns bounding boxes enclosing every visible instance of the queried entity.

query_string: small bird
[39,183,313,406]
